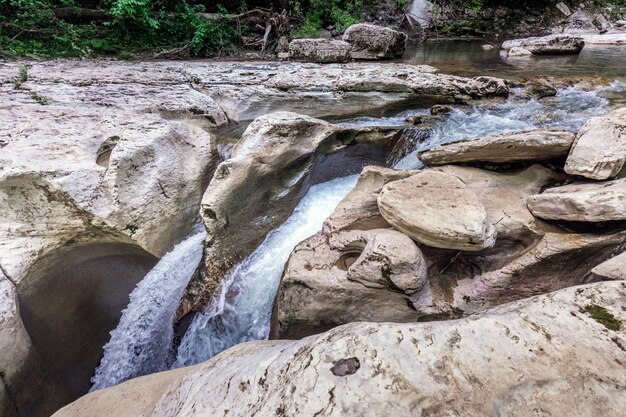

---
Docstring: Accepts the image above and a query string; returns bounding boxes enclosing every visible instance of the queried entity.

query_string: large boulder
[0,104,215,257]
[527,178,626,222]
[502,34,585,55]
[288,39,351,63]
[377,169,497,251]
[54,282,626,417]
[564,108,626,180]
[417,128,575,165]
[342,23,407,60]
[273,228,427,338]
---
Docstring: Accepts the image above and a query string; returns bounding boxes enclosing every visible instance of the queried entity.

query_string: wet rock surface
[502,35,585,55]
[54,282,626,417]
[417,128,575,165]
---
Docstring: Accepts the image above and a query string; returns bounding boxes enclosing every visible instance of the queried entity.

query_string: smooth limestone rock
[564,107,626,180]
[377,169,497,251]
[322,166,415,236]
[54,282,626,417]
[273,228,428,338]
[0,172,158,416]
[342,23,407,60]
[1,61,508,125]
[591,251,626,280]
[502,34,585,55]
[288,39,352,63]
[417,128,575,165]
[0,104,214,257]
[184,112,418,315]
[527,178,626,222]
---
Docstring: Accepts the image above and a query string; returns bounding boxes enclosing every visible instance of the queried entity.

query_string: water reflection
[402,41,626,80]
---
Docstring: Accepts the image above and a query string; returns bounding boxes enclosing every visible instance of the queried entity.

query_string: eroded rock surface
[417,128,575,165]
[528,178,626,222]
[288,39,351,63]
[54,282,626,417]
[502,34,585,55]
[592,251,626,280]
[377,169,497,251]
[342,23,407,59]
[564,108,626,180]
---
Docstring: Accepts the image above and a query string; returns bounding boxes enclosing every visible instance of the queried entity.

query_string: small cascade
[408,0,433,28]
[174,176,358,367]
[90,230,206,391]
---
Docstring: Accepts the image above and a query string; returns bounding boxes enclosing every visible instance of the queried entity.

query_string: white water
[174,176,358,366]
[90,231,206,391]
[396,83,624,169]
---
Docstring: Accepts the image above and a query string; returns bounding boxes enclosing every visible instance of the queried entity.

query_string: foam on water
[174,175,358,367]
[90,230,206,391]
[396,82,623,169]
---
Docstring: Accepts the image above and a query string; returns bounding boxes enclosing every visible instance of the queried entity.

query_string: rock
[417,128,575,165]
[502,35,585,55]
[185,113,418,314]
[377,169,497,251]
[527,178,626,222]
[430,104,453,115]
[506,46,533,57]
[616,20,626,27]
[522,81,558,99]
[576,33,626,44]
[556,2,571,16]
[591,251,626,280]
[342,23,407,60]
[277,164,625,331]
[273,228,428,338]
[0,173,158,416]
[1,61,508,125]
[275,36,289,53]
[0,104,214,257]
[481,44,494,50]
[53,282,626,417]
[288,39,351,63]
[323,166,414,236]
[564,108,626,180]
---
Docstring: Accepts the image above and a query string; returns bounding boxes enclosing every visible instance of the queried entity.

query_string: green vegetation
[0,0,243,58]
[13,65,28,88]
[584,304,622,331]
[30,90,49,104]
[293,0,361,38]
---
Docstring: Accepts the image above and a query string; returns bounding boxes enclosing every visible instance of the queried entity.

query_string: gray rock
[591,251,626,280]
[53,282,626,417]
[342,23,407,60]
[377,169,497,251]
[417,128,575,165]
[527,178,626,222]
[565,107,626,180]
[502,35,585,55]
[556,2,571,16]
[288,39,352,63]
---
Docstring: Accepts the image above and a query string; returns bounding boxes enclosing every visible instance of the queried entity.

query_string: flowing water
[90,230,206,391]
[93,41,626,382]
[174,176,359,366]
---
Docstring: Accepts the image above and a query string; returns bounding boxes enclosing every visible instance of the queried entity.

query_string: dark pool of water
[402,40,626,81]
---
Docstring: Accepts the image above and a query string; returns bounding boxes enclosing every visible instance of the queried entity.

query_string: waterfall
[174,176,358,367]
[408,0,433,28]
[90,230,206,391]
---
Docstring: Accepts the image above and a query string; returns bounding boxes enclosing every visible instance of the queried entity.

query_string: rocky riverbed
[1,49,626,417]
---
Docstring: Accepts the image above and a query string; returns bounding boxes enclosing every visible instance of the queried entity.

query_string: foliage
[0,0,241,58]
[293,0,362,37]
[13,65,27,88]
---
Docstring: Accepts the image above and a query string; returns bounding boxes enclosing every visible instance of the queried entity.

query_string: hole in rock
[96,136,120,168]
[17,241,158,417]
